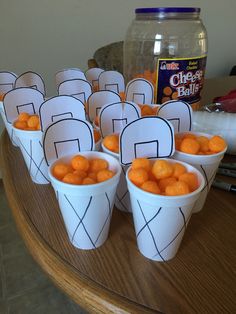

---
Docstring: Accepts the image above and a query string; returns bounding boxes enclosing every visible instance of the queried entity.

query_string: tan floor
[0,181,86,314]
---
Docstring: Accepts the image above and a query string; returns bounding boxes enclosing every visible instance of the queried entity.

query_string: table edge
[0,131,158,314]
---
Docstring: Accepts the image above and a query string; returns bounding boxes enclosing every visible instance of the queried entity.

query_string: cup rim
[48,151,122,190]
[126,157,205,201]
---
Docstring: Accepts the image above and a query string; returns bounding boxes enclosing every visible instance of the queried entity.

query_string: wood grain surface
[1,130,236,314]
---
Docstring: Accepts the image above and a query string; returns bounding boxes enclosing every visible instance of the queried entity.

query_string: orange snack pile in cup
[103,133,119,153]
[128,157,199,196]
[175,133,227,155]
[0,93,5,101]
[52,154,116,185]
[138,104,158,117]
[13,112,41,131]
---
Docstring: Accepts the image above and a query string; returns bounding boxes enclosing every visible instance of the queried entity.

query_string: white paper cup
[126,158,205,261]
[13,126,50,184]
[0,102,18,147]
[48,151,121,250]
[102,142,132,213]
[173,132,227,213]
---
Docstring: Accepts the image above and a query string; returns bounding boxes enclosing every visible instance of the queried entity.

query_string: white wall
[1,0,236,96]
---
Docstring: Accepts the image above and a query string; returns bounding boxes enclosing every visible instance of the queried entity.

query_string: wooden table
[1,130,236,313]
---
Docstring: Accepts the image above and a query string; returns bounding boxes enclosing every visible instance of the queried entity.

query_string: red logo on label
[160,62,179,70]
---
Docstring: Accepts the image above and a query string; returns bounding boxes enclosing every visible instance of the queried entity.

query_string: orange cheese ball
[14,113,40,131]
[172,162,187,179]
[53,156,116,185]
[161,96,171,103]
[171,91,178,99]
[128,168,149,186]
[119,91,126,101]
[140,105,155,117]
[87,171,98,181]
[176,133,226,155]
[174,135,182,151]
[14,120,28,130]
[97,169,115,183]
[18,112,30,122]
[165,181,190,196]
[93,129,101,143]
[208,135,227,153]
[71,155,90,171]
[163,86,172,96]
[103,134,119,153]
[53,163,72,180]
[89,158,108,172]
[131,158,151,172]
[180,138,200,155]
[141,180,160,194]
[27,115,40,128]
[159,177,177,193]
[183,133,197,140]
[196,136,210,153]
[130,157,199,195]
[94,115,100,127]
[82,177,96,185]
[179,172,199,192]
[151,159,173,180]
[0,93,5,101]
[62,173,82,185]
[73,169,87,179]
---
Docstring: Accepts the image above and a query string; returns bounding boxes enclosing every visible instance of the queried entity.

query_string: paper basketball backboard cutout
[55,68,86,88]
[99,101,141,138]
[120,116,175,165]
[3,87,44,123]
[14,71,46,96]
[85,68,104,91]
[39,95,86,131]
[58,79,92,104]
[157,100,192,133]
[125,78,154,105]
[87,90,121,122]
[0,71,17,94]
[98,71,125,94]
[43,118,94,166]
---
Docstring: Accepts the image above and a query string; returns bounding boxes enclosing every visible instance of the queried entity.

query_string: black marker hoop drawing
[125,78,154,104]
[14,71,46,96]
[43,118,94,166]
[120,116,174,165]
[39,95,86,132]
[3,87,44,123]
[158,100,192,133]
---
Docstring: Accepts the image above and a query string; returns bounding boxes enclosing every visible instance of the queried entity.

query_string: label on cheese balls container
[156,55,207,110]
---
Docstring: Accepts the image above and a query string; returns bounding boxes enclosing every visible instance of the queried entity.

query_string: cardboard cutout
[98,71,125,94]
[55,68,86,88]
[14,71,46,96]
[0,71,17,94]
[58,79,92,104]
[87,90,121,122]
[43,118,94,166]
[158,100,192,133]
[39,95,86,132]
[125,78,154,105]
[120,116,175,165]
[3,87,44,123]
[85,68,104,91]
[99,101,141,138]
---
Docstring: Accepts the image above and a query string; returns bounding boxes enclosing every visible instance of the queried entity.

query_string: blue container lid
[135,7,201,14]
